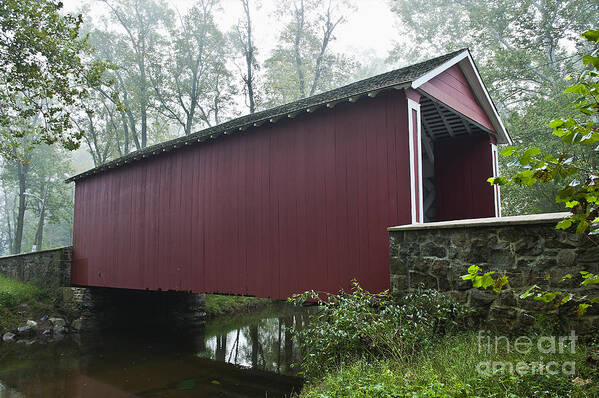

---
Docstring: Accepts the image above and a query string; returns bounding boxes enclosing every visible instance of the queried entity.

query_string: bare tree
[232,0,258,113]
[286,0,345,97]
[310,0,344,96]
[151,0,234,134]
[100,0,173,149]
[264,0,355,105]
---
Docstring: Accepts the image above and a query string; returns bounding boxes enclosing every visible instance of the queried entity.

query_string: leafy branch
[461,266,599,317]
[489,29,599,235]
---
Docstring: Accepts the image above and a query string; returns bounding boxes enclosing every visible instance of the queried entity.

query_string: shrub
[289,282,472,378]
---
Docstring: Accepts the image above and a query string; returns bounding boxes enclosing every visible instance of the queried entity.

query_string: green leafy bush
[462,265,599,317]
[289,282,471,378]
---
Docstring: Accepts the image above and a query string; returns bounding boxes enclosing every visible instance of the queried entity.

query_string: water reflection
[200,309,310,374]
[0,302,311,398]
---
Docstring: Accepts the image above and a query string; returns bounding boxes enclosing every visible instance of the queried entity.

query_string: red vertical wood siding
[71,91,413,299]
[419,65,495,132]
[434,135,495,221]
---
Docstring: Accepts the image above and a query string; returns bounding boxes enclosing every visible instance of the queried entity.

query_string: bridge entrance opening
[419,94,498,222]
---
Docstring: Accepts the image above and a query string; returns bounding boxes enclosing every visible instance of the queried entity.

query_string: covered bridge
[67,49,511,299]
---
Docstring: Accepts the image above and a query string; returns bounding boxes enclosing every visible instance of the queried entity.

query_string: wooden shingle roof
[67,49,505,183]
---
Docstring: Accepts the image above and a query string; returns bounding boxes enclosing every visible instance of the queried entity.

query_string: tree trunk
[3,185,13,255]
[250,324,259,367]
[13,161,29,254]
[310,7,342,96]
[242,0,256,113]
[32,184,49,251]
[293,0,306,98]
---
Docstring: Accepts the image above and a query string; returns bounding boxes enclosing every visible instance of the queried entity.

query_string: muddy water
[0,302,312,398]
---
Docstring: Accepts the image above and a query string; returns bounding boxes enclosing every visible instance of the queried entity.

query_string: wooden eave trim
[65,82,412,183]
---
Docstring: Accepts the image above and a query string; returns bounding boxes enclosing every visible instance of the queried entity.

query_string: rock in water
[2,332,16,342]
[49,317,66,328]
[16,325,32,336]
[71,319,83,332]
[49,317,66,333]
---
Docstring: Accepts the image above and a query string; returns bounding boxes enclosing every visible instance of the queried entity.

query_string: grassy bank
[0,276,51,334]
[290,284,598,398]
[205,294,271,318]
[299,332,598,397]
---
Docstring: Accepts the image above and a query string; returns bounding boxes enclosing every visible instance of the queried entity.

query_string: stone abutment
[388,213,599,333]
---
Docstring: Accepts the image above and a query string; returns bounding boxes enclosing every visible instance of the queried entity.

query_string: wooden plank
[304,112,329,295]
[372,96,391,290]
[420,65,495,132]
[342,99,363,291]
[435,135,494,221]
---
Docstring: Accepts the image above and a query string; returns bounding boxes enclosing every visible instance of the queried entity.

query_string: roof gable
[411,51,511,145]
[419,64,495,133]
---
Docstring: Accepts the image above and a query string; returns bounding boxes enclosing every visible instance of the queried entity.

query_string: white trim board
[407,98,424,224]
[411,51,469,88]
[491,143,502,217]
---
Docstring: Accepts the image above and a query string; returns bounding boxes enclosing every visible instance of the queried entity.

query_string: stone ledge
[0,246,72,289]
[388,212,569,232]
[0,246,72,260]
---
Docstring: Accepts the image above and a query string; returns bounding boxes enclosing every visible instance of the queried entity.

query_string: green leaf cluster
[463,267,599,317]
[0,0,110,161]
[461,265,508,293]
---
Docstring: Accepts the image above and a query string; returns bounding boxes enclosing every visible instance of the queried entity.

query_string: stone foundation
[62,287,206,332]
[388,213,599,332]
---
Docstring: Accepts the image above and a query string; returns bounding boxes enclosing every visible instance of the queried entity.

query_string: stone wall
[0,247,72,289]
[388,213,599,332]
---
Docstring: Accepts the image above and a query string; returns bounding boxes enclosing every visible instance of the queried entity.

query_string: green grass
[0,276,49,333]
[0,276,46,309]
[204,294,271,317]
[299,332,599,398]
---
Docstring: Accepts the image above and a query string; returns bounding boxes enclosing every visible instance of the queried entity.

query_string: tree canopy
[388,0,599,215]
[0,0,108,161]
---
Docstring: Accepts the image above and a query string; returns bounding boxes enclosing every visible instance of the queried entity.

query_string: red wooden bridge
[67,50,510,300]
